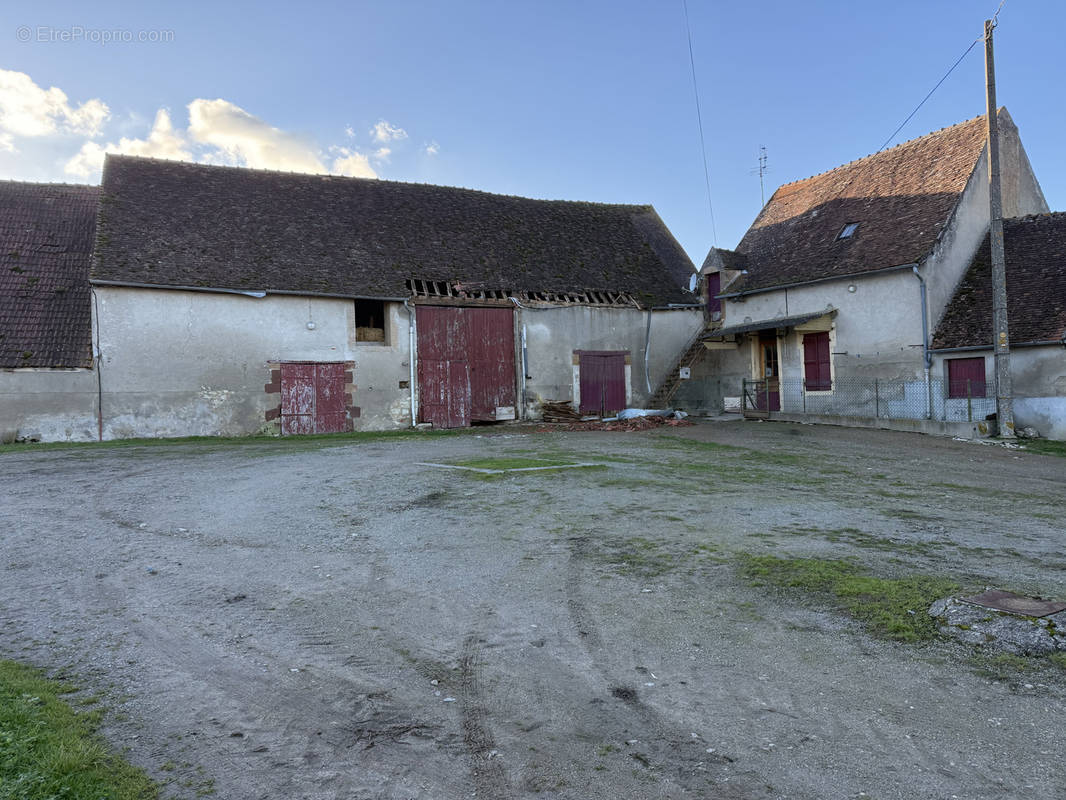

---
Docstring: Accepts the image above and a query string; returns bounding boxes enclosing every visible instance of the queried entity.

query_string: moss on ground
[739,555,959,642]
[1021,439,1066,459]
[0,659,158,799]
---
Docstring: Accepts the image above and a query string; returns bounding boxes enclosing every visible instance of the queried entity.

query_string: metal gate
[417,306,516,429]
[742,378,779,419]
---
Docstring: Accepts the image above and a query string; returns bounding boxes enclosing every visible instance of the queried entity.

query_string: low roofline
[930,338,1066,354]
[719,262,919,299]
[701,308,836,340]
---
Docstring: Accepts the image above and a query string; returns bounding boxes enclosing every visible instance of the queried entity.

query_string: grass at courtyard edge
[0,660,157,799]
[739,555,960,642]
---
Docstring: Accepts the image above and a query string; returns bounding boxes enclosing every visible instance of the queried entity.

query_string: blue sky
[2,0,1062,267]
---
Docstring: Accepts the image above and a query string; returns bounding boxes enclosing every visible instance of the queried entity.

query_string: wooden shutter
[706,272,722,315]
[947,357,986,399]
[803,332,832,391]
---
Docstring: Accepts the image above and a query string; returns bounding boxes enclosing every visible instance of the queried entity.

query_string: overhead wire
[682,0,717,246]
[875,0,1008,154]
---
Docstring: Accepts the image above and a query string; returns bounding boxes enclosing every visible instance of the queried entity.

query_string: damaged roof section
[93,155,695,308]
[406,279,638,307]
[0,182,99,368]
[724,114,994,295]
[933,212,1066,349]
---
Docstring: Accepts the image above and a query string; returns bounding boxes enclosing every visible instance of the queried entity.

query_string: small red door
[578,352,627,416]
[280,362,349,435]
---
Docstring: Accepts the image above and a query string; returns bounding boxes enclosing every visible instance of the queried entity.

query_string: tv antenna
[749,146,769,207]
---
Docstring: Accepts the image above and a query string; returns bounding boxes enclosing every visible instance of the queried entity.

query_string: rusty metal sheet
[961,590,1066,618]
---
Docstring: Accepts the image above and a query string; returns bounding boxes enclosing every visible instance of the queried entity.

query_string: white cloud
[0,69,109,151]
[65,108,191,177]
[425,140,440,156]
[331,147,377,178]
[187,98,330,173]
[371,119,408,143]
[0,70,391,183]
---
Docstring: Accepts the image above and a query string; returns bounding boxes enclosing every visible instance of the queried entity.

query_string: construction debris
[540,401,583,423]
[537,414,693,433]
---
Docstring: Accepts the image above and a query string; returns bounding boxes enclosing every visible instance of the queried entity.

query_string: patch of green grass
[739,555,959,642]
[970,652,1038,682]
[0,659,157,799]
[0,427,468,455]
[1021,439,1066,458]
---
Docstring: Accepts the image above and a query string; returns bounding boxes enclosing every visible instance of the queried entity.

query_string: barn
[2,155,702,440]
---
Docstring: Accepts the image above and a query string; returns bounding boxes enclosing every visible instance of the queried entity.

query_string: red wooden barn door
[466,307,516,421]
[579,352,626,416]
[280,362,349,435]
[417,306,514,429]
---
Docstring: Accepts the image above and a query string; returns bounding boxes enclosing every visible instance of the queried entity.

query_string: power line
[682,0,717,246]
[875,38,980,154]
[875,0,1008,154]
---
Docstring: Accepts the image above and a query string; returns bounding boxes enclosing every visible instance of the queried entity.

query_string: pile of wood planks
[540,401,583,423]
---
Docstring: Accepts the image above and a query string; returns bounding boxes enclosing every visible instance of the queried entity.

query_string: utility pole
[984,18,1015,437]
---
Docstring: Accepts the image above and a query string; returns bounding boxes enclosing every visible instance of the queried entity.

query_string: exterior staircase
[648,330,707,409]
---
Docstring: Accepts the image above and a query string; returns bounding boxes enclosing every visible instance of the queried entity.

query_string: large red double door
[417,306,516,429]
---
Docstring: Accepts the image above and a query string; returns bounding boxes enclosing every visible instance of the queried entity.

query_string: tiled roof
[93,155,695,307]
[0,182,98,368]
[722,114,994,295]
[700,247,748,273]
[932,213,1066,349]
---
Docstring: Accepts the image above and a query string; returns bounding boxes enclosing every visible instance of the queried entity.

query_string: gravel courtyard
[1,421,1064,799]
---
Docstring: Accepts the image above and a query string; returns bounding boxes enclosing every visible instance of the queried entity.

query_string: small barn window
[355,299,387,343]
[837,222,859,240]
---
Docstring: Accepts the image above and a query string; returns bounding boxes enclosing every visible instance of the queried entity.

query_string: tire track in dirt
[564,535,772,799]
[458,632,513,799]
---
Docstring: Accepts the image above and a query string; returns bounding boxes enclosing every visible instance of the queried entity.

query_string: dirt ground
[1,420,1064,800]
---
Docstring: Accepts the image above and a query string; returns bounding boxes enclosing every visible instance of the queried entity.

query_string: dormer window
[837,222,859,240]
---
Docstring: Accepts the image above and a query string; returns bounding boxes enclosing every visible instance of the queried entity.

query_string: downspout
[510,297,546,420]
[913,266,933,419]
[644,308,654,395]
[520,322,528,418]
[91,286,104,441]
[403,299,417,427]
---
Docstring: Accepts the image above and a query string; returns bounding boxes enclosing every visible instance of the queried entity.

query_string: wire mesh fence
[742,377,995,423]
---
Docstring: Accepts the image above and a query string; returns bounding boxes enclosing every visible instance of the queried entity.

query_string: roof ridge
[770,113,988,195]
[0,179,100,191]
[102,154,653,212]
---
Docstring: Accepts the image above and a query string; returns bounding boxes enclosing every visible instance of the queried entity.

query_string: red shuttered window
[947,357,986,399]
[706,272,721,316]
[802,332,832,391]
